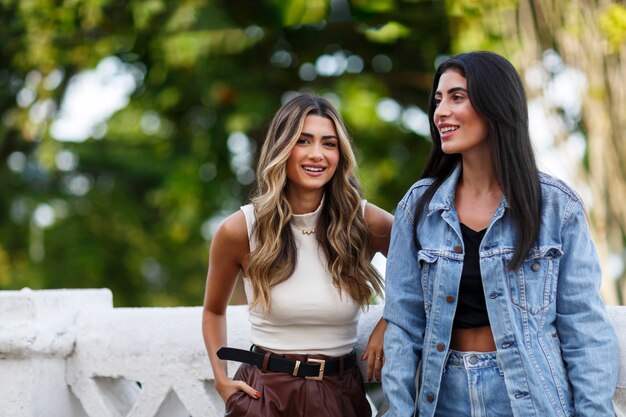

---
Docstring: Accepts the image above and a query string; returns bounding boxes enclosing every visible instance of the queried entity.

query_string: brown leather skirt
[224,351,371,417]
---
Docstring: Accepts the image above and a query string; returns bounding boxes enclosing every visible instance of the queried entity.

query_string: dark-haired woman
[382,51,618,417]
[202,94,392,416]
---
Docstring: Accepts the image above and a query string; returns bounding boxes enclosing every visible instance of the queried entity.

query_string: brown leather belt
[217,346,357,380]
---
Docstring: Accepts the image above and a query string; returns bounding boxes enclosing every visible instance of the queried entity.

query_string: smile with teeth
[440,126,459,134]
[303,166,324,172]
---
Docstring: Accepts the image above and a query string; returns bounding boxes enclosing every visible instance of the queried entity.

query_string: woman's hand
[361,317,387,382]
[216,378,261,404]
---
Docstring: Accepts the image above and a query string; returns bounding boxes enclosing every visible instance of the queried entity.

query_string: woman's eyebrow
[300,132,338,139]
[435,86,468,96]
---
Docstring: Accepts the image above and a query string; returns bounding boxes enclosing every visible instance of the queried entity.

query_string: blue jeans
[434,350,514,417]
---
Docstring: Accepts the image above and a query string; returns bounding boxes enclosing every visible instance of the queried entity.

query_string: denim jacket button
[426,394,435,403]
[436,343,445,352]
[531,263,541,271]
[445,295,455,303]
[453,245,463,254]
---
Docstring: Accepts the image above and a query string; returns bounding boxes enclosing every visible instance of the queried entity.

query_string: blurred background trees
[0,0,624,306]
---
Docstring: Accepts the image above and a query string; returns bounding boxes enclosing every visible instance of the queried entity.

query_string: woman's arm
[382,198,426,416]
[362,316,386,382]
[555,200,619,416]
[361,202,393,381]
[202,211,260,403]
[364,202,393,257]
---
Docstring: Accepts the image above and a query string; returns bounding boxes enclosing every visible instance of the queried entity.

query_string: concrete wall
[0,288,624,417]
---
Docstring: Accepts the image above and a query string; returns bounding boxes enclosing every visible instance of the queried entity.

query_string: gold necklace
[292,223,315,235]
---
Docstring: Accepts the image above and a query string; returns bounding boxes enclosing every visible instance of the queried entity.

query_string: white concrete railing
[0,288,624,417]
[0,289,382,417]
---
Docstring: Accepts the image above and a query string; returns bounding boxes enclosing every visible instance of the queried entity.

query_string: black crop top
[452,223,490,329]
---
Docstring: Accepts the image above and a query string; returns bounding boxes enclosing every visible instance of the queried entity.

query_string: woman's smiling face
[433,69,488,157]
[285,115,340,196]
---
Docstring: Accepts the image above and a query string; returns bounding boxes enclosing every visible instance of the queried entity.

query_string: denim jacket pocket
[508,246,562,315]
[417,250,438,313]
[542,331,575,416]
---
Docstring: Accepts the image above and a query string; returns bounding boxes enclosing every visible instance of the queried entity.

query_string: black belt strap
[216,346,357,379]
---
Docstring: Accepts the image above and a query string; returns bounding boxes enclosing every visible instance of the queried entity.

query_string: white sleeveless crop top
[239,199,366,356]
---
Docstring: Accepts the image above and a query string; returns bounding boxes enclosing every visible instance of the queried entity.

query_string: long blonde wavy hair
[247,94,383,312]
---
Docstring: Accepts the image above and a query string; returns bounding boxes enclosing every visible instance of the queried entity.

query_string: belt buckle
[304,358,325,380]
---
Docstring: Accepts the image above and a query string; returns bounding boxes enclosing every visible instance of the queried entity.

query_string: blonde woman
[202,94,392,417]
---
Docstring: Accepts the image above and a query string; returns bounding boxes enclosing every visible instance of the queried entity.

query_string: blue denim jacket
[382,165,619,417]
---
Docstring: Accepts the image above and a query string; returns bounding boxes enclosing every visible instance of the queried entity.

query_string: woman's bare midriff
[450,325,497,352]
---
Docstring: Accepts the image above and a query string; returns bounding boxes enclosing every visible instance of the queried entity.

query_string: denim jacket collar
[427,163,510,218]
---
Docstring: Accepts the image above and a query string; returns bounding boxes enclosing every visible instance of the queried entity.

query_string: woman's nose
[434,100,451,121]
[308,144,323,161]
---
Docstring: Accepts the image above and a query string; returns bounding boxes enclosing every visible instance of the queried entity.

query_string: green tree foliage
[0,0,450,306]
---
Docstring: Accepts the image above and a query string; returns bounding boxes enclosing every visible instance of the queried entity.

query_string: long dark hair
[415,51,541,270]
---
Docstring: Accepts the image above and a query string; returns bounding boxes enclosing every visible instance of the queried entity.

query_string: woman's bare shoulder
[364,202,393,256]
[364,202,393,233]
[212,210,250,254]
